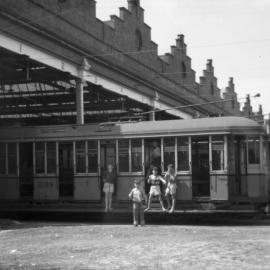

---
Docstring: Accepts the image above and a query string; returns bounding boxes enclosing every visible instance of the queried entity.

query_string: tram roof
[0,117,265,141]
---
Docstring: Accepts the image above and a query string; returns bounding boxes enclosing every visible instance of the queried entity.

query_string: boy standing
[129,180,147,227]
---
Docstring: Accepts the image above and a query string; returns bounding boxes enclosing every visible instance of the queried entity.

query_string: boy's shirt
[129,187,146,203]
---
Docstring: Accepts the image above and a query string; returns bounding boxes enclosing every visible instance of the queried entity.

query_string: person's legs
[139,203,145,226]
[104,192,109,212]
[165,190,171,210]
[169,194,176,213]
[159,195,166,211]
[108,192,113,211]
[133,203,139,226]
[145,193,153,211]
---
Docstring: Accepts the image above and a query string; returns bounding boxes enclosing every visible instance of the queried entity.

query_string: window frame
[7,142,18,176]
[46,142,57,176]
[176,136,191,175]
[35,141,46,175]
[209,135,227,174]
[131,138,143,173]
[162,137,176,173]
[117,139,130,174]
[0,142,7,176]
[117,138,144,176]
[247,136,261,166]
[74,140,87,175]
[34,141,57,176]
[87,140,99,175]
[0,142,20,177]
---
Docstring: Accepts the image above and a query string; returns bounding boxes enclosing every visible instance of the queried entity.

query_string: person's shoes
[105,207,108,212]
[134,223,138,227]
[162,207,167,212]
[169,208,174,214]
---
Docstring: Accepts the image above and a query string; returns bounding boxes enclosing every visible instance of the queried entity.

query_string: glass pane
[212,136,224,170]
[8,143,17,174]
[118,140,129,172]
[76,141,86,173]
[47,142,56,174]
[263,139,269,169]
[0,143,6,174]
[88,141,98,173]
[144,139,161,168]
[248,137,260,164]
[164,137,175,171]
[36,142,45,174]
[177,137,189,171]
[131,139,142,172]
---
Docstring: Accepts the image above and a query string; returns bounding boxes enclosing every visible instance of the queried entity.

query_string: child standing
[103,164,117,212]
[144,167,166,212]
[129,180,147,226]
[165,164,177,213]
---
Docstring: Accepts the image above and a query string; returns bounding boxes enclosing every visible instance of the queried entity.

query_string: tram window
[177,137,189,171]
[47,142,56,174]
[248,137,260,164]
[0,143,6,174]
[76,141,86,173]
[163,137,175,170]
[212,136,224,171]
[131,139,142,172]
[144,139,161,169]
[36,142,45,174]
[263,139,270,168]
[7,143,17,174]
[88,141,98,173]
[118,139,129,172]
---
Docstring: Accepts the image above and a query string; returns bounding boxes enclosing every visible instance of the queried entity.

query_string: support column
[76,79,84,125]
[149,109,155,121]
[149,97,156,121]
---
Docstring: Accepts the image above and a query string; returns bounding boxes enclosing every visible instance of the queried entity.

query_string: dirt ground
[0,220,270,270]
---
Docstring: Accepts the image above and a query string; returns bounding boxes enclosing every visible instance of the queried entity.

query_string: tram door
[100,140,116,172]
[19,143,34,199]
[192,137,210,197]
[234,137,247,195]
[144,139,162,194]
[58,142,74,198]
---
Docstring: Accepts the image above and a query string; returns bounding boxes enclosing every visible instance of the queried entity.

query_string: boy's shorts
[165,183,177,195]
[149,185,161,196]
[103,182,114,193]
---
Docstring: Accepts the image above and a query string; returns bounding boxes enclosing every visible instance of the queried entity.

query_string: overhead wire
[137,94,261,116]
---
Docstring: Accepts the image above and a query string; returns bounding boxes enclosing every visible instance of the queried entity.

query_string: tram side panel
[175,175,192,201]
[0,177,19,200]
[74,176,100,201]
[34,176,58,201]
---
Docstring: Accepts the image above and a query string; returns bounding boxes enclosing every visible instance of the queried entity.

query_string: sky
[96,0,270,117]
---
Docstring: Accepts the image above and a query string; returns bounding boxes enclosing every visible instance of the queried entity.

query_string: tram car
[0,116,269,210]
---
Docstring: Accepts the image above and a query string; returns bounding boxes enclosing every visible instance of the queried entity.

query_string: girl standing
[145,167,166,212]
[103,164,117,212]
[165,164,177,213]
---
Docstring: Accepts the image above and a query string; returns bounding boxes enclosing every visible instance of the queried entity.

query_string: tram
[0,116,269,209]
